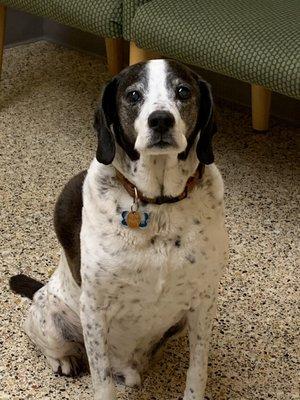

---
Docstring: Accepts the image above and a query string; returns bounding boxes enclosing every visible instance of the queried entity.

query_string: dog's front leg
[80,292,116,400]
[183,294,217,400]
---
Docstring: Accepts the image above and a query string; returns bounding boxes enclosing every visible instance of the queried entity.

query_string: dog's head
[94,59,216,165]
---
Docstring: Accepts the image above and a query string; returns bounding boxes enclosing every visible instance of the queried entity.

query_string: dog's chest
[82,204,223,367]
[79,165,226,365]
[81,189,223,314]
[81,214,205,356]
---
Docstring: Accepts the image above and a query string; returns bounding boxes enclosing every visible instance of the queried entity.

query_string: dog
[10,59,228,400]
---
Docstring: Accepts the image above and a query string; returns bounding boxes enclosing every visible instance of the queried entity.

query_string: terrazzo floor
[0,41,299,400]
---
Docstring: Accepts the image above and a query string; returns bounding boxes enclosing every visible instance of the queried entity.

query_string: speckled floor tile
[0,41,299,400]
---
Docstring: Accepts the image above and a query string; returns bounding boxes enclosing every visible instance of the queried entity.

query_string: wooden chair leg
[130,41,160,65]
[0,5,6,79]
[105,37,124,76]
[251,84,271,131]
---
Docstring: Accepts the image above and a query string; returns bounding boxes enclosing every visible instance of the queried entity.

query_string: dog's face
[94,60,216,165]
[117,60,199,155]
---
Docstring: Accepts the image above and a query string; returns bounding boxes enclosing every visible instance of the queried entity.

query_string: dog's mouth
[149,140,173,149]
[147,133,177,149]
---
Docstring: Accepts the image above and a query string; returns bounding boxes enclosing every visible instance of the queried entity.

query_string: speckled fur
[23,60,228,400]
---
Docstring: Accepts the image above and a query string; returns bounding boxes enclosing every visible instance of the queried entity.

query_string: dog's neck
[113,146,199,199]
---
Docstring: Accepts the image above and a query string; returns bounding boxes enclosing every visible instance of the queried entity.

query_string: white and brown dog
[10,60,228,400]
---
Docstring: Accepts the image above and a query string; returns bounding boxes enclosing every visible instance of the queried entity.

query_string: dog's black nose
[148,111,175,132]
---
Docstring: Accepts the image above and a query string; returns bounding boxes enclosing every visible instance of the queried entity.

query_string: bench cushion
[131,0,300,98]
[3,0,122,37]
[122,0,151,40]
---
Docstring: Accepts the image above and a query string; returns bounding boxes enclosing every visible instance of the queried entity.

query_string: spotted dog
[10,60,228,400]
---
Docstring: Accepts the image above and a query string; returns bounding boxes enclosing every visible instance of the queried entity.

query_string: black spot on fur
[186,254,196,264]
[175,238,181,247]
[131,299,140,303]
[54,171,87,286]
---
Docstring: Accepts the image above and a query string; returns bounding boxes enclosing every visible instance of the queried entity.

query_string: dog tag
[127,211,141,228]
[121,210,149,229]
[120,186,150,229]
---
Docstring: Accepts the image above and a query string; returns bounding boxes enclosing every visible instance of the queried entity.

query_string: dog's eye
[176,85,191,101]
[126,90,142,104]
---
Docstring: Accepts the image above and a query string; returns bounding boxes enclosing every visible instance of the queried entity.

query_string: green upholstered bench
[0,0,124,75]
[1,0,299,130]
[126,0,300,130]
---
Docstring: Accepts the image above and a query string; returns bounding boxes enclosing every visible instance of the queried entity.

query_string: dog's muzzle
[147,110,176,148]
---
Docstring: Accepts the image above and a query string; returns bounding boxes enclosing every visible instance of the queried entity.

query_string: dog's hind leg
[24,286,86,377]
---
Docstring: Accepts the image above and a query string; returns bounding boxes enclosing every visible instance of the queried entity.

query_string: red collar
[115,163,205,205]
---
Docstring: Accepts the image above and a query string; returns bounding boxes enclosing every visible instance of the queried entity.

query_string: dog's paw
[47,355,85,377]
[123,366,141,388]
[114,367,141,388]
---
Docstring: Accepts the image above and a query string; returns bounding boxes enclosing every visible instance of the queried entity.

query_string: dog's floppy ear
[94,78,118,165]
[196,79,217,165]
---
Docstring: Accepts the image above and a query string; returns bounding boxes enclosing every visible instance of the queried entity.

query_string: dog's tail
[9,274,44,300]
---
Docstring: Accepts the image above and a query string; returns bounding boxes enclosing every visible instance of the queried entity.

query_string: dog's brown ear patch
[54,170,87,286]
